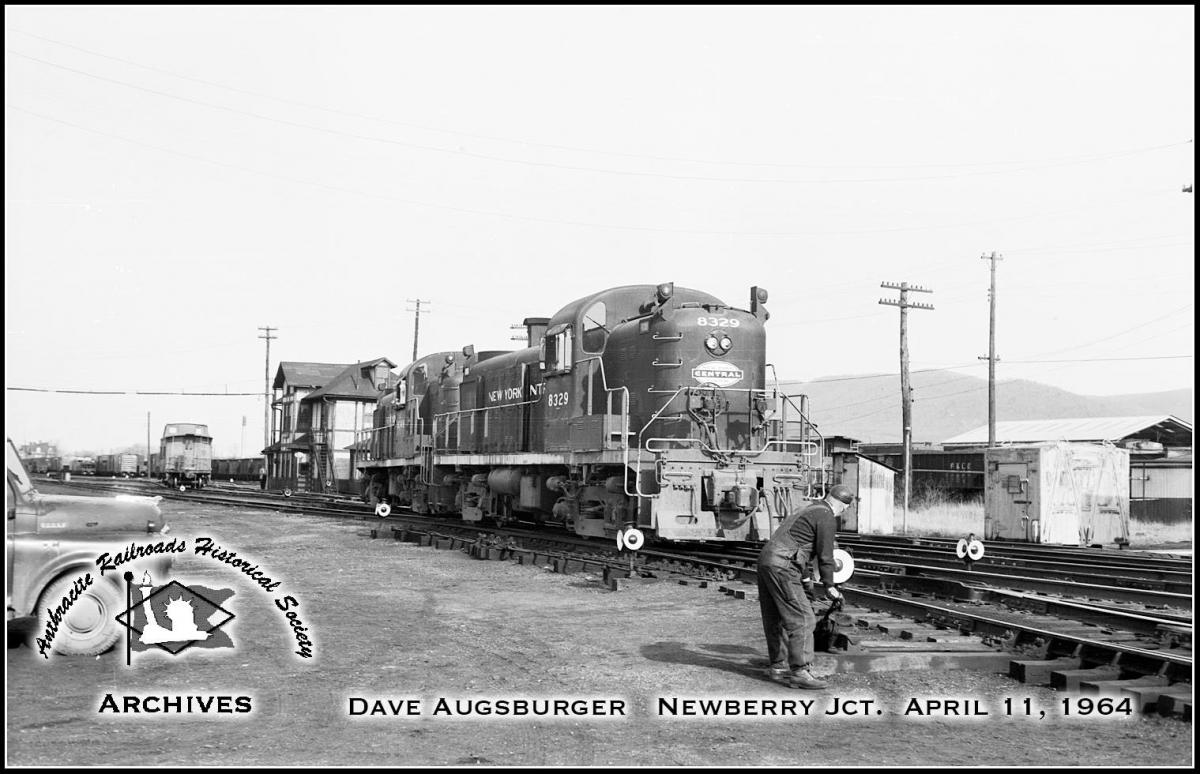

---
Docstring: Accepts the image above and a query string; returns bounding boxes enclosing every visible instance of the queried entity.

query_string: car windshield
[6,439,35,495]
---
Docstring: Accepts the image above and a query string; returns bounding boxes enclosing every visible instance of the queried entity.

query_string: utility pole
[258,326,276,455]
[879,281,934,535]
[979,252,1004,447]
[146,412,151,478]
[405,299,431,362]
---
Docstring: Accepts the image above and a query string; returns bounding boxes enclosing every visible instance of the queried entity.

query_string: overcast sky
[5,5,1194,456]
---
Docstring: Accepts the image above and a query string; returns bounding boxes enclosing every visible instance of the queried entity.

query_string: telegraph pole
[979,252,1004,447]
[879,281,934,534]
[405,299,431,362]
[258,326,276,453]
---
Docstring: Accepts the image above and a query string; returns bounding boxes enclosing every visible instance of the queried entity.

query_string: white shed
[983,442,1130,546]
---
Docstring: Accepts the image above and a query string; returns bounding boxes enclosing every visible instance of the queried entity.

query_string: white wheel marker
[831,548,855,584]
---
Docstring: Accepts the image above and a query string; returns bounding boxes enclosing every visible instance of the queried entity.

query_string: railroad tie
[1078,675,1170,695]
[1009,656,1082,685]
[1120,685,1193,714]
[1156,693,1193,719]
[1051,666,1123,691]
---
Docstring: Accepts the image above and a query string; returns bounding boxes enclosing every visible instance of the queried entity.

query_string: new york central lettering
[486,383,546,404]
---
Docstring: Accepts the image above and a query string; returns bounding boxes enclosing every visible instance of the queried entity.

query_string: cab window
[541,325,573,373]
[581,301,608,353]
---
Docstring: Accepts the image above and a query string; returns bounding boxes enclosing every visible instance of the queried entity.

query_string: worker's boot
[766,665,791,683]
[786,669,828,690]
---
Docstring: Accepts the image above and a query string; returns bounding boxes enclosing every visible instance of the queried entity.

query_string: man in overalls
[757,484,854,689]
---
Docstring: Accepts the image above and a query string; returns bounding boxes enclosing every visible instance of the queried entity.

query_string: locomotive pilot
[756,484,854,690]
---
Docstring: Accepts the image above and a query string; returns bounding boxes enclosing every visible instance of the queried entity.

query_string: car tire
[35,575,123,656]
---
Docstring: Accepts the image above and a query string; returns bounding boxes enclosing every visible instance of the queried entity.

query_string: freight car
[96,453,142,478]
[156,423,212,490]
[356,283,825,545]
[212,457,265,482]
[22,455,61,476]
[64,456,96,476]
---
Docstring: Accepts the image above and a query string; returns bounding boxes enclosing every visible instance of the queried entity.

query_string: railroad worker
[757,484,855,690]
[259,469,267,491]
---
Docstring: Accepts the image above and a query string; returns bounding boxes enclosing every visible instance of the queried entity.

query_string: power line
[7,387,261,395]
[8,48,1192,185]
[1026,303,1194,359]
[11,103,1173,239]
[1001,355,1192,364]
[10,26,1193,174]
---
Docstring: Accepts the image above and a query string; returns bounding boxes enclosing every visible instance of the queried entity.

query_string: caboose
[358,284,824,544]
[158,423,212,490]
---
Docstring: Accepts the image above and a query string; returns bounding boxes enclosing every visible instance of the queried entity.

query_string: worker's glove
[825,585,844,610]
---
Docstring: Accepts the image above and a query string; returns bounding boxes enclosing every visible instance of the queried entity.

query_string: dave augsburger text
[348,697,626,718]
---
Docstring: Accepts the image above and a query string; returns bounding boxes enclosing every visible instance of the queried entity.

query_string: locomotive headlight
[705,334,731,356]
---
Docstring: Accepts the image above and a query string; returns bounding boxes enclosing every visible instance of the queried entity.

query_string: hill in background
[778,371,1192,444]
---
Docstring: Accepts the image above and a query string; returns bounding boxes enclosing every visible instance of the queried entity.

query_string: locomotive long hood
[32,493,166,534]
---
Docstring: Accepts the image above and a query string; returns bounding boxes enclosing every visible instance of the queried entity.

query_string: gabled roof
[943,415,1192,447]
[273,362,351,390]
[303,358,397,402]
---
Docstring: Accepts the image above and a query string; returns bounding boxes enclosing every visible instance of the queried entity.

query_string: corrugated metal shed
[943,415,1192,447]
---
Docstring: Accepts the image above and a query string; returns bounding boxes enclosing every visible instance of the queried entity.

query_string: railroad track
[38,477,1193,718]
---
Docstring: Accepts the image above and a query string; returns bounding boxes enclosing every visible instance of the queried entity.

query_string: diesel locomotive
[356,283,825,544]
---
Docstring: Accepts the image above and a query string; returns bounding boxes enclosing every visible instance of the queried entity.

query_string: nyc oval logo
[691,361,743,388]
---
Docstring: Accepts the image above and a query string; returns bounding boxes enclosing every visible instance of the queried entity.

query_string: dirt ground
[6,493,1193,767]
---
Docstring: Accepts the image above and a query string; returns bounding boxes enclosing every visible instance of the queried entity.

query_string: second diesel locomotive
[356,283,826,544]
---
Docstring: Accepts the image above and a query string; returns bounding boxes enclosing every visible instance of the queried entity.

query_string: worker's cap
[827,485,855,505]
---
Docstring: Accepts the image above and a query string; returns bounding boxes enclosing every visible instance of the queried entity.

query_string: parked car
[6,438,174,655]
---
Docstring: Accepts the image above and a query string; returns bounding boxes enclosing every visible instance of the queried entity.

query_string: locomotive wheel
[35,575,123,656]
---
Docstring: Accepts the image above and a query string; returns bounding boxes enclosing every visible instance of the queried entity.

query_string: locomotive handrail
[631,384,817,498]
[571,356,638,499]
[432,398,541,455]
[778,392,824,462]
